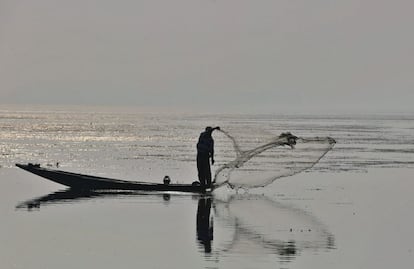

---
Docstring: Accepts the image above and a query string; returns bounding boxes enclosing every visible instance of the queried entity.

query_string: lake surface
[1,106,413,268]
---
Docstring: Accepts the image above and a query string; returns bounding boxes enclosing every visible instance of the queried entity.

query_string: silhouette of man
[197,126,220,188]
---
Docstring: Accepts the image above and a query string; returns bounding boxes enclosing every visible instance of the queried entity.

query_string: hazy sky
[1,0,413,112]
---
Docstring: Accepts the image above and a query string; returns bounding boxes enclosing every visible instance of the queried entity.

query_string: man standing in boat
[197,126,220,188]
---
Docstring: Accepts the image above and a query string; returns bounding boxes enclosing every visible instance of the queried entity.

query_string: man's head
[205,126,220,133]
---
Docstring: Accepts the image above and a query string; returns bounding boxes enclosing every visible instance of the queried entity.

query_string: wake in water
[213,130,336,189]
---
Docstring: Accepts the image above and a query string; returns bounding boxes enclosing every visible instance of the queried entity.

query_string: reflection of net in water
[213,131,336,189]
[213,195,335,261]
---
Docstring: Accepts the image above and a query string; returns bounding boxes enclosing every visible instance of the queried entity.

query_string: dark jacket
[197,131,214,157]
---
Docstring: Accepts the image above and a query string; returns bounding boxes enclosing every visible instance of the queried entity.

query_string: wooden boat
[16,163,207,193]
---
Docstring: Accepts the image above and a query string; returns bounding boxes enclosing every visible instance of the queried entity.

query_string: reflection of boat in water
[16,189,215,255]
[15,189,175,210]
[16,191,334,262]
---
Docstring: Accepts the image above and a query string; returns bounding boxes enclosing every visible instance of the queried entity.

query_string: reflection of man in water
[196,197,213,253]
[197,126,220,188]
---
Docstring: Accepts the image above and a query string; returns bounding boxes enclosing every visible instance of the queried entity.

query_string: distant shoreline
[1,103,413,117]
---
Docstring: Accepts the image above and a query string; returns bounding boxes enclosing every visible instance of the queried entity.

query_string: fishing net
[213,130,336,189]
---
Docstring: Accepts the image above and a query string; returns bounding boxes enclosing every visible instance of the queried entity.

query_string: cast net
[213,130,336,189]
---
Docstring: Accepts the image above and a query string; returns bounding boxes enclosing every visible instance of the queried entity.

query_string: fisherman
[197,126,220,188]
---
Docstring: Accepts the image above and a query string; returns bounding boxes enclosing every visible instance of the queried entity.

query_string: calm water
[1,106,413,176]
[1,106,413,268]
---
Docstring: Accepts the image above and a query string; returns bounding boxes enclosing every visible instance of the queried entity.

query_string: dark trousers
[197,153,211,187]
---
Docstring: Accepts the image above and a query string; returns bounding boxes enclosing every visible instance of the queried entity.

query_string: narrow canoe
[16,163,207,193]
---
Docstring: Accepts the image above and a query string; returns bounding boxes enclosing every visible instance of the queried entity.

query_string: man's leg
[205,160,212,187]
[197,154,206,186]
